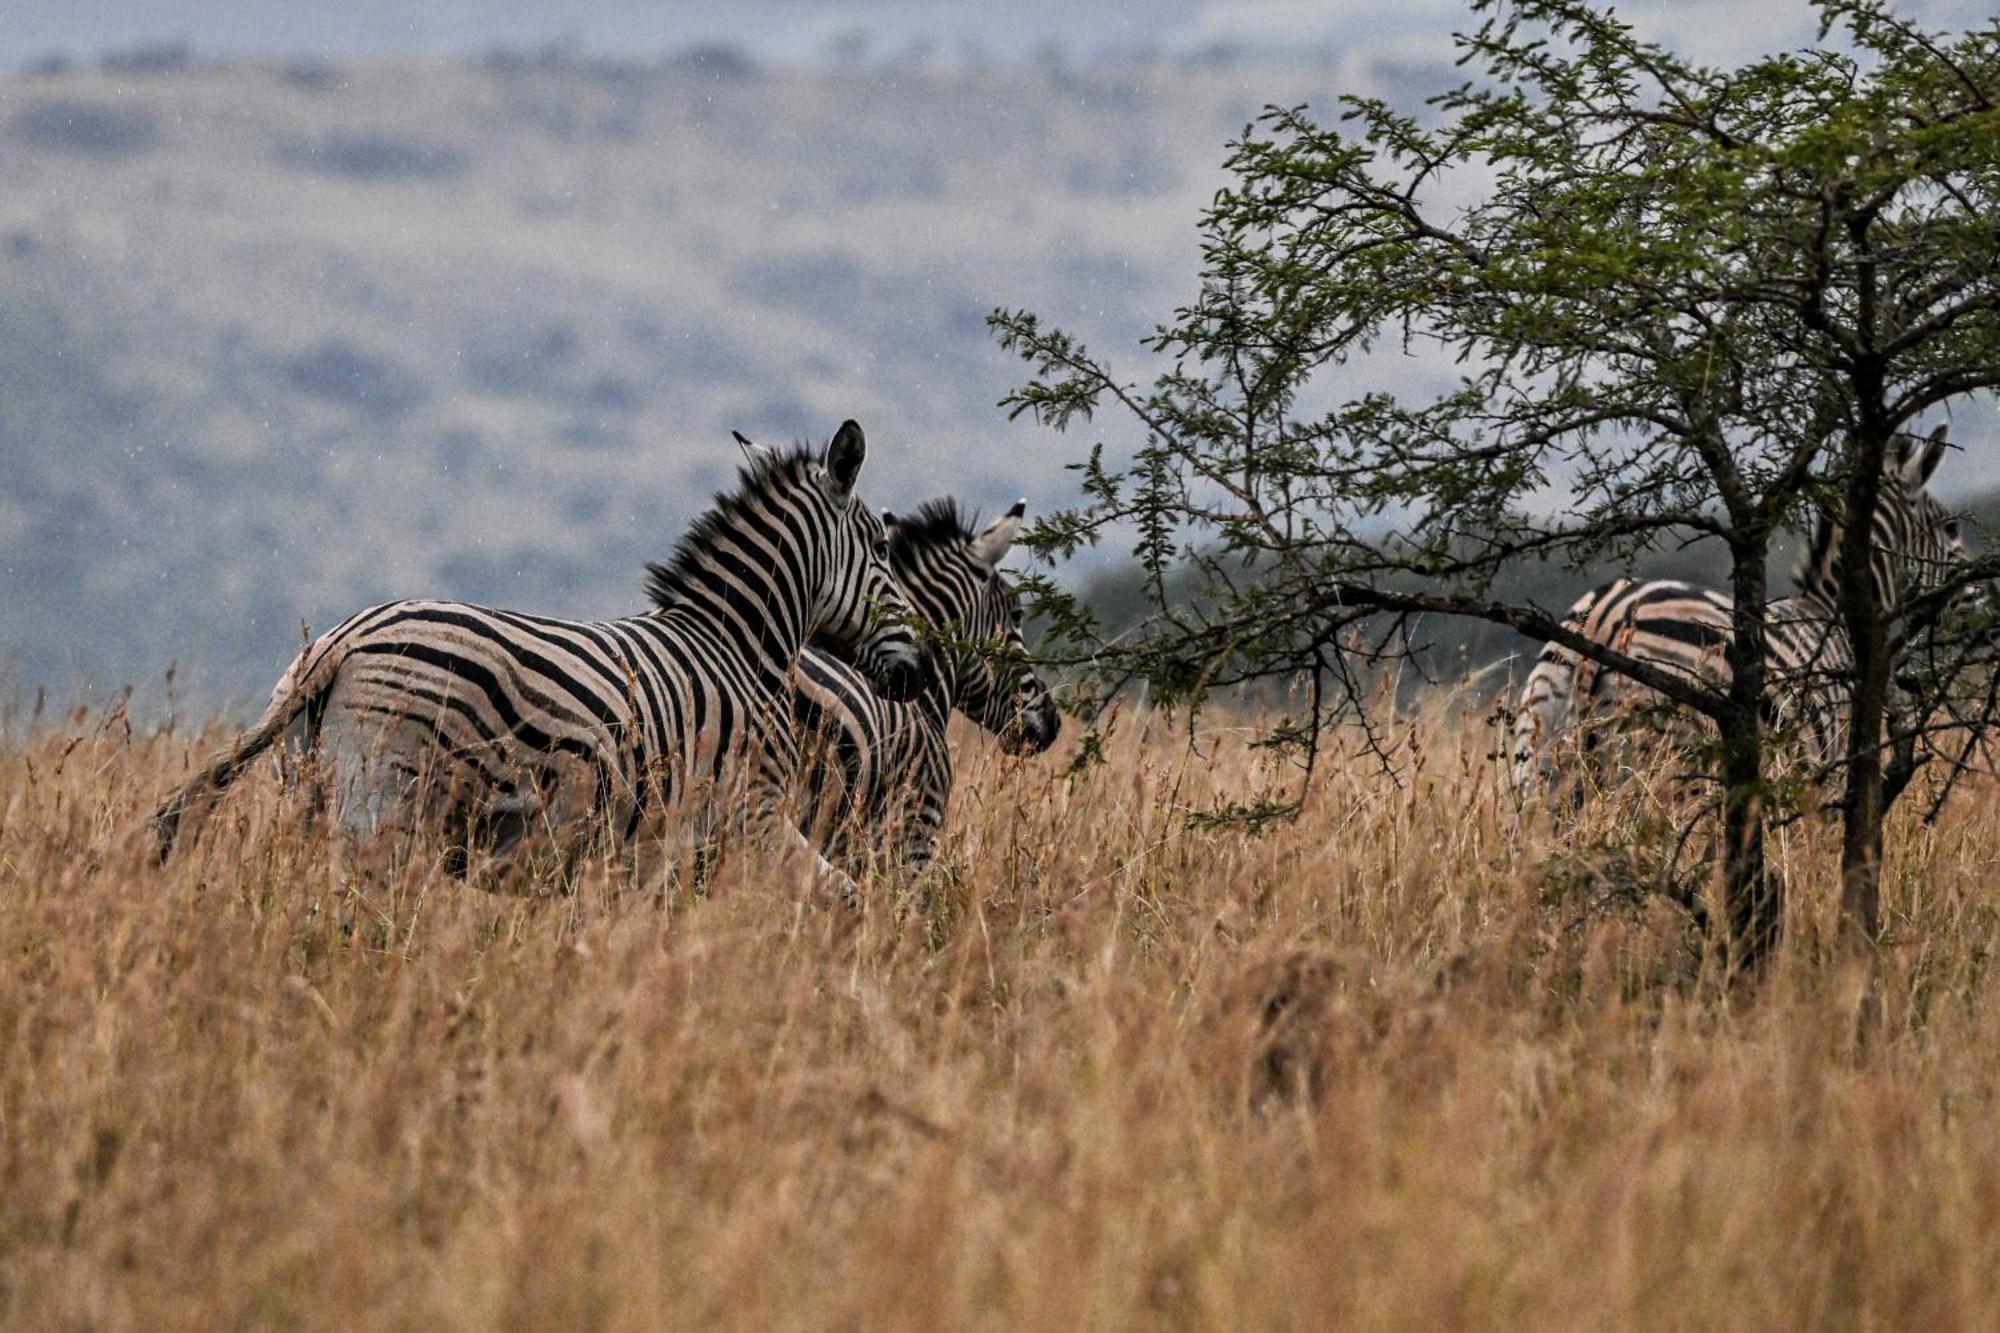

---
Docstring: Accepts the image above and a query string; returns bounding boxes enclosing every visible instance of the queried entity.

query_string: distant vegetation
[280,339,430,419]
[0,53,1383,705]
[7,98,157,158]
[98,40,193,76]
[277,132,469,182]
[276,58,347,93]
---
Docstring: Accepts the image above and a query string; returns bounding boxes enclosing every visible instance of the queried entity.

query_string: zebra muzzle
[874,655,930,704]
[1002,699,1061,755]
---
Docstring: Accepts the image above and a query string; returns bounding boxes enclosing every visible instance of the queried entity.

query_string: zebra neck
[929,642,996,719]
[1784,584,1842,621]
[912,655,955,724]
[652,556,808,677]
[1796,529,1905,623]
[1767,593,1854,667]
[1791,560,1903,643]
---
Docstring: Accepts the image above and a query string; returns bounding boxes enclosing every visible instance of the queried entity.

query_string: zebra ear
[823,420,866,497]
[969,499,1027,569]
[1904,423,1949,489]
[731,429,774,466]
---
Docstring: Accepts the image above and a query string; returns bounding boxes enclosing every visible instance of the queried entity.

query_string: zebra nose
[876,655,928,704]
[1032,705,1061,752]
[1003,699,1061,755]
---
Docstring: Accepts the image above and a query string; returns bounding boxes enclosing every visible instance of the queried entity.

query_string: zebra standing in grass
[151,421,927,898]
[790,496,1061,872]
[1511,424,1976,787]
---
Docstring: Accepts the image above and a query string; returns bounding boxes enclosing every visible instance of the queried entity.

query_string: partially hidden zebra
[790,496,1061,872]
[1511,424,1976,788]
[151,420,927,899]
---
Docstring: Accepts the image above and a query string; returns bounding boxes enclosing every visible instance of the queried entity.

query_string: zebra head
[663,421,928,702]
[798,421,930,702]
[1795,423,1980,628]
[883,498,1061,754]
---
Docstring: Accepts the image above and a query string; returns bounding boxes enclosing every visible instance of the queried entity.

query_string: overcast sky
[8,1,1989,70]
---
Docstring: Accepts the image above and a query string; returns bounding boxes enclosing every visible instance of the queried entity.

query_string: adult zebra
[1511,424,1976,788]
[151,420,926,898]
[789,496,1061,872]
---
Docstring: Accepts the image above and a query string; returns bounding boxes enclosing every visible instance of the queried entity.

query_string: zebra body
[1512,425,1969,786]
[789,498,1060,871]
[1510,578,1850,782]
[153,421,925,895]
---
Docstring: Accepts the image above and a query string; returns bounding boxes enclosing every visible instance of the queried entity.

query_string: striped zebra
[151,420,926,898]
[789,496,1061,871]
[1511,424,1974,787]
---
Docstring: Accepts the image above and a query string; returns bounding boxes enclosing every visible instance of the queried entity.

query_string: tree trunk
[1840,739,1886,946]
[1718,707,1776,972]
[1722,538,1778,973]
[1836,419,1892,949]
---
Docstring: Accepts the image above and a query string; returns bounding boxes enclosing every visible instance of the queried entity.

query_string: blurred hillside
[0,51,1338,705]
[2,50,1996,709]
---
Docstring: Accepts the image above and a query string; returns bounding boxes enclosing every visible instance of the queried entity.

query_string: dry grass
[6,698,2000,1329]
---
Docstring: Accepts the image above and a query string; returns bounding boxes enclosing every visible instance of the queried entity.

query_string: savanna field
[5,700,2000,1329]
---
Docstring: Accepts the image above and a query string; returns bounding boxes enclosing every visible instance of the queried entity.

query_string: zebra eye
[872,539,890,560]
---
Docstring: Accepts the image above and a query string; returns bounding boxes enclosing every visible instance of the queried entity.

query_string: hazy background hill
[0,51,1330,705]
[3,1,1996,710]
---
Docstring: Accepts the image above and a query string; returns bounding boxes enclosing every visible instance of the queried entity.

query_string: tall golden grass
[5,697,2000,1329]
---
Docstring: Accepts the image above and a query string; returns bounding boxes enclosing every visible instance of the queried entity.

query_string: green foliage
[995,0,2000,816]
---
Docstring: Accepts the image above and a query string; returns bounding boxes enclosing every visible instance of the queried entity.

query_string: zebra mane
[644,443,824,610]
[891,498,976,556]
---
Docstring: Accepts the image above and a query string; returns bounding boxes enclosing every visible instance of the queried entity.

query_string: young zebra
[1511,425,1974,787]
[790,497,1060,872]
[151,421,926,897]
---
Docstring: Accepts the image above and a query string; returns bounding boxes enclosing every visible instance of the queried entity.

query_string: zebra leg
[897,808,941,875]
[745,778,862,910]
[271,710,341,848]
[1512,647,1579,791]
[309,706,446,931]
[792,822,862,910]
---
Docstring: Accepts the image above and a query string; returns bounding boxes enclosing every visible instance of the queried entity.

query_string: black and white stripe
[790,498,1060,871]
[152,421,925,895]
[1512,425,1973,786]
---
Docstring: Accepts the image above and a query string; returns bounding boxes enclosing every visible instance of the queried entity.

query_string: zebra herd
[152,418,1984,898]
[151,421,1058,903]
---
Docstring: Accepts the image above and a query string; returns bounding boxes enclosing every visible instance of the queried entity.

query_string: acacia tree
[994,0,2000,969]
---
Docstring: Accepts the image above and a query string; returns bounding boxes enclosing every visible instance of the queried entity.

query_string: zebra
[151,420,927,900]
[1511,424,1975,788]
[788,495,1061,872]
